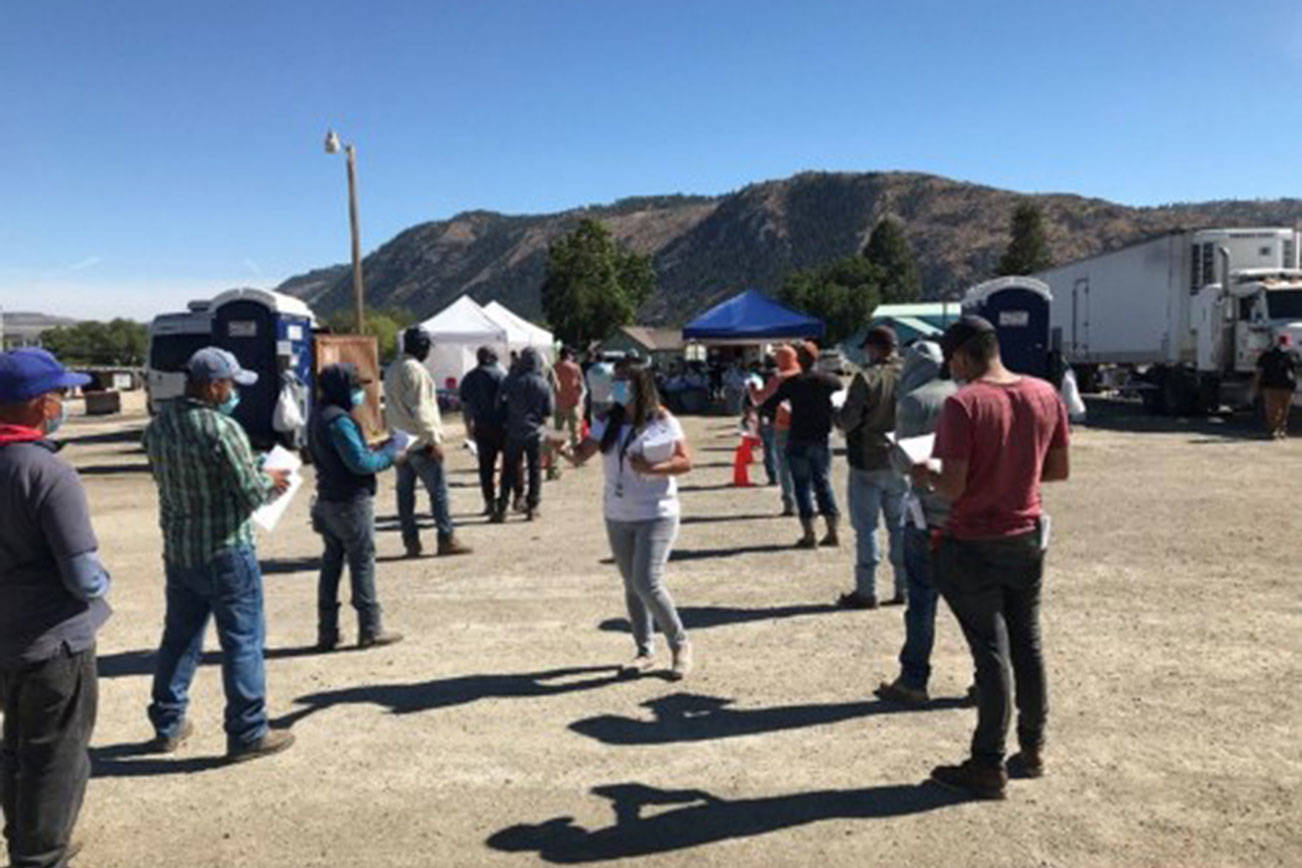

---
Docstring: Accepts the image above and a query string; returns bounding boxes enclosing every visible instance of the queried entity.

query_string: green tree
[997,202,1053,275]
[778,256,883,345]
[326,307,411,363]
[40,319,148,366]
[541,219,655,346]
[862,217,920,302]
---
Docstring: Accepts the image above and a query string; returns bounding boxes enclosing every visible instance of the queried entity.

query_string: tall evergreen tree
[541,219,654,346]
[778,256,882,344]
[862,217,920,302]
[997,202,1053,275]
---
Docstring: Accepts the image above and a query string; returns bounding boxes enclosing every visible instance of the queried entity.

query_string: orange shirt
[555,359,584,410]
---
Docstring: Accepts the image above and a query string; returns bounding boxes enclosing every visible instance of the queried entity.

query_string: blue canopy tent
[681,289,826,343]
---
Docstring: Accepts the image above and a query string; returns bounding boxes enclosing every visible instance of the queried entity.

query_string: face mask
[351,388,366,408]
[218,388,240,416]
[45,400,66,435]
[611,380,631,407]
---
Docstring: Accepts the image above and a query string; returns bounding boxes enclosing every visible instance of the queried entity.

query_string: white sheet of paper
[830,388,848,409]
[262,445,302,474]
[252,471,303,533]
[890,433,936,466]
[639,431,677,465]
[389,429,413,454]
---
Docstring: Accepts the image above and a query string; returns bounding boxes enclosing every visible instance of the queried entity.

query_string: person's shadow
[597,603,839,634]
[486,780,970,862]
[569,692,968,746]
[276,665,624,728]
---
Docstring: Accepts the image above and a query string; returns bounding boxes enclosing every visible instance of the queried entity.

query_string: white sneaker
[668,643,693,681]
[620,654,656,677]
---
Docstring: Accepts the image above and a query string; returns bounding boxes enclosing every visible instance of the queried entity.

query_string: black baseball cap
[939,315,997,362]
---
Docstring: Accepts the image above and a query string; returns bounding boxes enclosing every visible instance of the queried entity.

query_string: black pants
[1,645,98,868]
[474,428,505,507]
[499,436,541,510]
[936,532,1047,768]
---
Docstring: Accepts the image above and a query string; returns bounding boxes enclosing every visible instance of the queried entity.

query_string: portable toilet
[962,277,1053,379]
[210,288,317,449]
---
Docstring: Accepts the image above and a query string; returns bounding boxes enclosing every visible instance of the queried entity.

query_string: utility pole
[325,130,366,332]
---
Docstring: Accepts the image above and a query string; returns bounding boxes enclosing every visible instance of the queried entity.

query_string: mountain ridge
[276,170,1302,325]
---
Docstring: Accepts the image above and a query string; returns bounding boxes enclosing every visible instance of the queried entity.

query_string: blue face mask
[218,388,240,416]
[46,400,66,435]
[351,388,366,408]
[611,380,631,407]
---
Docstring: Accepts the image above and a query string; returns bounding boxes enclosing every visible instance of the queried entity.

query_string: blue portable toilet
[962,277,1053,380]
[210,288,317,449]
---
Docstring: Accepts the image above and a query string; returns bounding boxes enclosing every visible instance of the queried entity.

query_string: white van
[146,304,212,414]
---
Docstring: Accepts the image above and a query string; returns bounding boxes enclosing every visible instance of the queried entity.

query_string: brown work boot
[930,758,1007,800]
[819,515,840,547]
[358,630,404,649]
[1009,747,1045,779]
[227,729,295,764]
[146,718,194,754]
[795,517,818,549]
[437,536,473,556]
[874,679,928,705]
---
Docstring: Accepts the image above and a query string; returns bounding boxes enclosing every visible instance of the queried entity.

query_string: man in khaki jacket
[385,327,472,557]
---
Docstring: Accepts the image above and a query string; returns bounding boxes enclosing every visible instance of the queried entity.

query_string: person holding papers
[309,364,404,652]
[142,347,294,764]
[560,362,695,681]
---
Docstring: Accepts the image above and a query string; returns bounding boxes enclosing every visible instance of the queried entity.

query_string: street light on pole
[324,129,365,333]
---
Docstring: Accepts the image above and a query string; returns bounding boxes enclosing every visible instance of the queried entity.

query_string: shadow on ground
[486,780,968,862]
[1081,396,1265,441]
[98,645,326,679]
[670,543,796,561]
[568,692,968,746]
[598,603,838,633]
[75,462,152,475]
[60,426,146,446]
[273,665,624,728]
[91,742,230,779]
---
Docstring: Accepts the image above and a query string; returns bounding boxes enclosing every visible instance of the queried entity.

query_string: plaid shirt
[143,398,273,567]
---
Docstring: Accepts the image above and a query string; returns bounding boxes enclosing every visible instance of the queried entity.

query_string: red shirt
[554,359,584,411]
[933,377,1069,540]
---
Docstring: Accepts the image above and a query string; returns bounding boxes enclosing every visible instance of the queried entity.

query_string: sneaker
[1009,747,1044,779]
[619,654,656,678]
[358,630,405,649]
[437,536,473,556]
[146,718,194,754]
[930,759,1007,800]
[668,643,693,681]
[819,532,839,548]
[227,729,295,765]
[836,591,878,610]
[874,679,928,705]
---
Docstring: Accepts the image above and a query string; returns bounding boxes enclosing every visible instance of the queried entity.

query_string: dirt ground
[41,393,1302,866]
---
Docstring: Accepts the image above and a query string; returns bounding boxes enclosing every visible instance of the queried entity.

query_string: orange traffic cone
[733,434,760,487]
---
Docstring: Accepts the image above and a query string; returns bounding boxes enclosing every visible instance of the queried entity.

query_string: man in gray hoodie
[874,341,960,704]
[493,348,553,522]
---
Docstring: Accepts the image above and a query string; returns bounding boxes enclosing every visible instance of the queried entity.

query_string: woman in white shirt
[562,364,694,679]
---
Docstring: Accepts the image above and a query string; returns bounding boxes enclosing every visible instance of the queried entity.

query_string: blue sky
[3,0,1300,321]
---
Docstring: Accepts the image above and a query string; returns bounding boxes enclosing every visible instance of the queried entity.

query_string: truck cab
[1194,269,1302,405]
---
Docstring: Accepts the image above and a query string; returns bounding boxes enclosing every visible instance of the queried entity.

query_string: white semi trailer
[1035,227,1302,414]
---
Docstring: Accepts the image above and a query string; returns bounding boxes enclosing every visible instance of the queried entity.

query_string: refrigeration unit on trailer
[1035,227,1302,414]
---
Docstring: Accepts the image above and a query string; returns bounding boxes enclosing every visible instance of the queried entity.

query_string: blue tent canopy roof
[682,289,826,340]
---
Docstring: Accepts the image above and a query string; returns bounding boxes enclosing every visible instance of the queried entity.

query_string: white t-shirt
[589,413,685,522]
[586,363,615,404]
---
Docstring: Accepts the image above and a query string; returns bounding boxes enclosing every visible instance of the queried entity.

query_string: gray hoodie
[501,347,554,442]
[891,341,957,528]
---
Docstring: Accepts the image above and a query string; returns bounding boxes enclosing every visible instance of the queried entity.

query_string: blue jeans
[148,545,268,750]
[846,467,907,601]
[898,524,938,690]
[758,423,778,485]
[396,449,455,546]
[784,439,838,519]
[773,429,794,510]
[312,496,381,639]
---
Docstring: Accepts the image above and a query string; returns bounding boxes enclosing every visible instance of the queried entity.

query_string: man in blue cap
[142,347,294,764]
[0,348,110,867]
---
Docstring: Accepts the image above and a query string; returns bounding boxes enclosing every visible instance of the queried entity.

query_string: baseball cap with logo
[0,348,93,404]
[186,347,258,385]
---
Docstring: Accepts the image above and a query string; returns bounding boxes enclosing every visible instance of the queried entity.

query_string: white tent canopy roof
[416,295,509,344]
[481,301,554,349]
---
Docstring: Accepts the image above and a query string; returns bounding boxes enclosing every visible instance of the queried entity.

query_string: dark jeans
[898,525,938,690]
[758,422,778,484]
[474,427,505,507]
[499,436,541,510]
[936,530,1047,767]
[396,449,456,545]
[312,496,381,639]
[1,646,97,868]
[784,439,838,519]
[149,546,269,751]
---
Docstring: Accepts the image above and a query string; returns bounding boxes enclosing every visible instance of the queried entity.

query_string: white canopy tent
[411,295,509,388]
[481,301,555,362]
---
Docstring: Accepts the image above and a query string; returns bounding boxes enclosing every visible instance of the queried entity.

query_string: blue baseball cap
[0,348,92,404]
[187,347,258,386]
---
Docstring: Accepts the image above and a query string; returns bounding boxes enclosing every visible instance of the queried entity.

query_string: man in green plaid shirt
[142,347,295,764]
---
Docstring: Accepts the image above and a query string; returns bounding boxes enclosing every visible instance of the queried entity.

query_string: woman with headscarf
[560,362,695,679]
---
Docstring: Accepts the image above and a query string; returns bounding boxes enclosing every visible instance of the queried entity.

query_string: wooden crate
[313,334,384,441]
